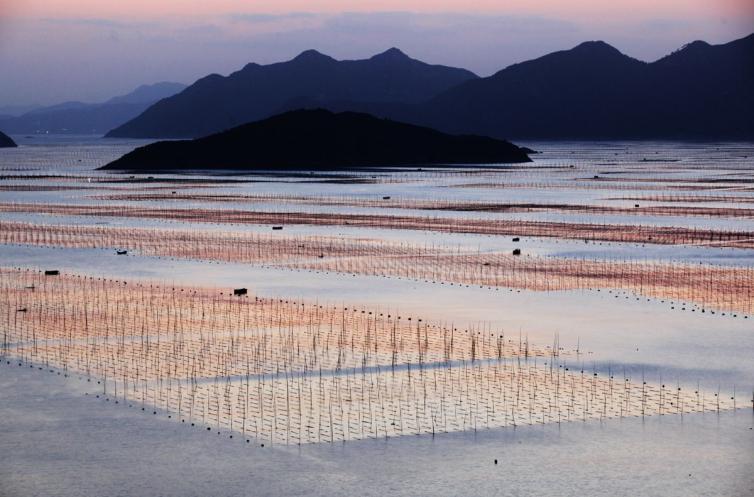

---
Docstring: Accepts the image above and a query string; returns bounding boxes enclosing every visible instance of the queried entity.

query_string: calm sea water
[0,136,753,497]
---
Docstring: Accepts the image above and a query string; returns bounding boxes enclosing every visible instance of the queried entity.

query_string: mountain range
[0,104,41,118]
[0,82,186,135]
[101,109,530,171]
[406,34,754,139]
[108,33,754,140]
[107,48,476,138]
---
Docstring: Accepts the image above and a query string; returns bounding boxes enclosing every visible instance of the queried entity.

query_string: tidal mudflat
[1,138,753,496]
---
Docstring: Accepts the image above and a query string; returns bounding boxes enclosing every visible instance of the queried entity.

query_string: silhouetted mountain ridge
[100,109,530,171]
[106,50,478,138]
[453,34,752,139]
[371,47,409,61]
[107,33,753,140]
[328,34,753,139]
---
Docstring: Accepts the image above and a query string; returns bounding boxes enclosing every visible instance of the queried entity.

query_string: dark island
[100,109,531,171]
[0,130,17,148]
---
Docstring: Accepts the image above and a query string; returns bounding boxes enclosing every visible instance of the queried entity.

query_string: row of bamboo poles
[0,268,739,444]
[85,192,754,219]
[1,220,751,315]
[1,202,754,248]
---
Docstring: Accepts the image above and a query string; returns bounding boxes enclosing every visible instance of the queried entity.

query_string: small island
[100,109,531,171]
[0,130,17,148]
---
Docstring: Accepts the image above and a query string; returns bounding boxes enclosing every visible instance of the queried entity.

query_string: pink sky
[6,0,754,18]
[1,1,752,106]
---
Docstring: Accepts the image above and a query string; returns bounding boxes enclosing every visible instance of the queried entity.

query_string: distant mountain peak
[292,49,334,63]
[684,40,711,49]
[570,40,623,57]
[677,40,712,54]
[656,39,715,64]
[371,47,411,61]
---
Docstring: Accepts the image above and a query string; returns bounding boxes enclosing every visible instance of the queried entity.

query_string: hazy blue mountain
[24,101,91,114]
[0,82,186,135]
[106,49,478,138]
[101,109,530,170]
[105,82,188,106]
[0,104,41,117]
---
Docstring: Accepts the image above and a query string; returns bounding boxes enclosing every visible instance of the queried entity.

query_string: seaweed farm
[3,268,739,446]
[1,138,753,496]
[1,221,752,314]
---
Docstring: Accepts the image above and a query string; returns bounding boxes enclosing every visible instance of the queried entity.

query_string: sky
[0,1,752,108]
